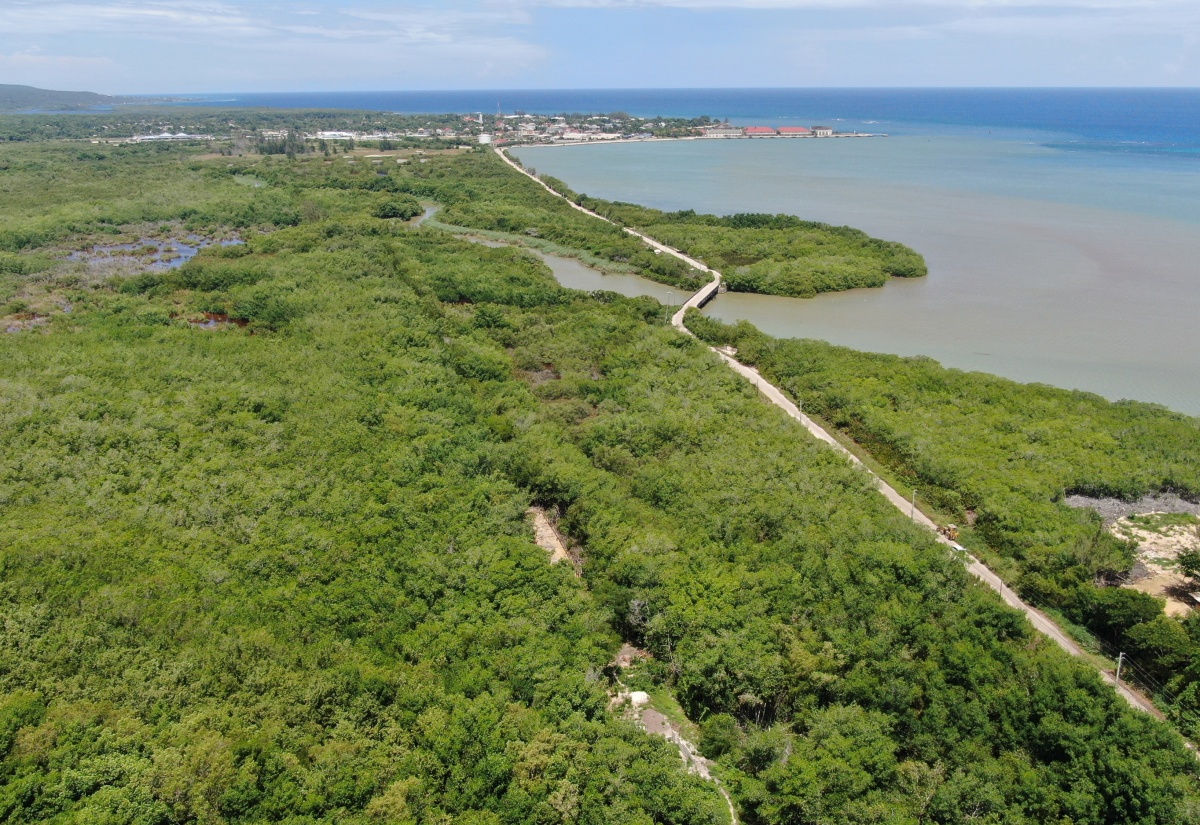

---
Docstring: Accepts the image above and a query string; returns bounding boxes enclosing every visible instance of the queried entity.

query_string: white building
[559,131,621,141]
[131,133,212,143]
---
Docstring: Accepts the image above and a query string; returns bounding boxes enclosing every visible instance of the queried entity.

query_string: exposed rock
[1066,493,1200,524]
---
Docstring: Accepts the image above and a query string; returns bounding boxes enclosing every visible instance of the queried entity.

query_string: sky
[0,0,1198,93]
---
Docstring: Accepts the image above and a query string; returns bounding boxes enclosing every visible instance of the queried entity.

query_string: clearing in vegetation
[1112,513,1200,617]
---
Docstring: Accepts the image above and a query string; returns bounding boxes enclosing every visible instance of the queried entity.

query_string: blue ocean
[164,88,1200,158]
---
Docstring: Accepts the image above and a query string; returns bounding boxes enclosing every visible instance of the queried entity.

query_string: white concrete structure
[131,133,212,143]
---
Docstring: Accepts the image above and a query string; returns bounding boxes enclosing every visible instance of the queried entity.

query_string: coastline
[496,145,1175,727]
[500,132,885,150]
[511,135,1200,416]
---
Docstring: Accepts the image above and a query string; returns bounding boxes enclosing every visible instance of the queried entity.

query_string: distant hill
[0,84,116,112]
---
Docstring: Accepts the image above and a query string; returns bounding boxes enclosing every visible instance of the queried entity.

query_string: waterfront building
[704,125,744,138]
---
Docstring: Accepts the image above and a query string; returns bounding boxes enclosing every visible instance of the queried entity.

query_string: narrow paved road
[496,147,1164,721]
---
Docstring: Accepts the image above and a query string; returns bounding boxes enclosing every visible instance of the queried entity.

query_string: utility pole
[1116,652,1125,685]
[911,489,917,519]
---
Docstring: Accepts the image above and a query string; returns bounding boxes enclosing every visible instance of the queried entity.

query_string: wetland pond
[468,236,683,304]
[69,236,245,271]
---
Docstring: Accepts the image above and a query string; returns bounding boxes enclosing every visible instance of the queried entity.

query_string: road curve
[495,147,1163,720]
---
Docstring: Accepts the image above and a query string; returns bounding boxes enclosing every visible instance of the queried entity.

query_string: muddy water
[412,205,439,227]
[535,251,681,303]
[69,236,244,270]
[514,139,1200,415]
[468,235,682,304]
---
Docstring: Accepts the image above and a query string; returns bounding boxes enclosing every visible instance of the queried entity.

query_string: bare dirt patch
[608,646,740,823]
[522,366,559,386]
[1111,512,1200,616]
[527,506,578,574]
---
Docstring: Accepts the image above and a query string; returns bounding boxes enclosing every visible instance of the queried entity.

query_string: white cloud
[0,0,1194,89]
[0,1,269,36]
[524,0,1189,7]
[0,47,115,70]
[0,1,528,41]
[0,1,551,90]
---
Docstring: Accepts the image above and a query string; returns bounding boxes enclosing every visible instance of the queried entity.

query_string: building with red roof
[777,126,811,135]
[744,126,777,136]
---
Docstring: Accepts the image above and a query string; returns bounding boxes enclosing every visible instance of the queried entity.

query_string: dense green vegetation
[0,108,477,144]
[530,170,925,297]
[685,311,1200,733]
[580,201,926,298]
[0,85,115,113]
[1,137,1198,823]
[0,145,723,824]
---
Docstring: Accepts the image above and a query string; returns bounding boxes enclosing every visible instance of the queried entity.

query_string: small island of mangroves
[0,123,1198,825]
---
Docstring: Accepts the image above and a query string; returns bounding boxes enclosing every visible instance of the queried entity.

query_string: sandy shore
[506,132,884,150]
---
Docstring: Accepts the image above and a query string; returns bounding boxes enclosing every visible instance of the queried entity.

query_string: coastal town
[470,113,875,144]
[300,114,880,145]
[110,110,882,148]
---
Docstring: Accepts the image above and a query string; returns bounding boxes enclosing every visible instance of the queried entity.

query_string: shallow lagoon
[464,234,682,304]
[69,235,244,270]
[515,137,1200,415]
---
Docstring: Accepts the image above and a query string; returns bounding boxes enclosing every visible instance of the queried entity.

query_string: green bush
[372,196,422,220]
[579,199,927,297]
[699,713,740,759]
[177,257,269,291]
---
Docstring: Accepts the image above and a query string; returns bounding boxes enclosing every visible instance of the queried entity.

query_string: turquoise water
[513,134,1200,415]
[164,88,1200,156]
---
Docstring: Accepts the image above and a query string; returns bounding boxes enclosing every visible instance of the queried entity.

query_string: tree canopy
[685,310,1200,739]
[0,138,1196,824]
